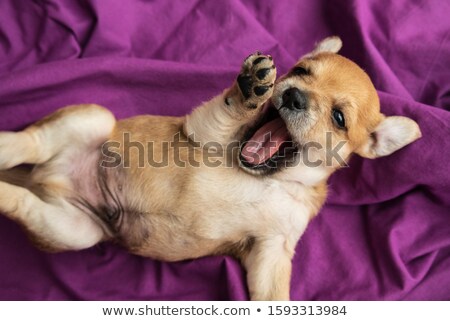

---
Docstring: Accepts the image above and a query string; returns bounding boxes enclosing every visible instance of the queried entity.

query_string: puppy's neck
[273,164,331,187]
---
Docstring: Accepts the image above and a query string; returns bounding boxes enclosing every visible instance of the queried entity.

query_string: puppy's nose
[282,87,307,110]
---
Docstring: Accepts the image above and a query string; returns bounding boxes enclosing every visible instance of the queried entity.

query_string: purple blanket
[0,0,449,300]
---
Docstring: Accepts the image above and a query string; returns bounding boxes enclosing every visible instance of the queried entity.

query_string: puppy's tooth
[256,68,271,80]
[254,85,270,96]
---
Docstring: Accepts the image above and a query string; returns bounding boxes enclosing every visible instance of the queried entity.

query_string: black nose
[282,87,307,110]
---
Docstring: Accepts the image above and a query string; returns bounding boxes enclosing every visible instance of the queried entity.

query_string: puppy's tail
[0,166,32,188]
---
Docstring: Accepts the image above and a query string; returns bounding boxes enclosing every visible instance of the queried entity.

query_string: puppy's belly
[62,115,251,261]
[63,149,222,262]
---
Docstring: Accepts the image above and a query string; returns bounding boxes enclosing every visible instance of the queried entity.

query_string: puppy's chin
[238,104,299,175]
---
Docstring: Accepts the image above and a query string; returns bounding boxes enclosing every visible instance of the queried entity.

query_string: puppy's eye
[332,109,346,129]
[292,66,310,76]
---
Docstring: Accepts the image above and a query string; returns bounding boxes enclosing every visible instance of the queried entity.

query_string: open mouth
[239,104,297,173]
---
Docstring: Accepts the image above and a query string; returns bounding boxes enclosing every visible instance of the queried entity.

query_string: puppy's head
[240,37,421,181]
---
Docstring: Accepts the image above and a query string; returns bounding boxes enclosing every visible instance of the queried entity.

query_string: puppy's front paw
[237,52,276,109]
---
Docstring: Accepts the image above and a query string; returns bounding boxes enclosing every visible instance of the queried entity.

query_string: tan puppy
[0,37,421,300]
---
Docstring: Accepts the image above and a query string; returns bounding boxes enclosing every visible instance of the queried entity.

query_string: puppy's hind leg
[184,53,276,145]
[0,181,105,251]
[0,104,115,170]
[0,104,115,250]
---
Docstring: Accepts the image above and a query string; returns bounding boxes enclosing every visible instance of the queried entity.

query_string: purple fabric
[0,0,449,300]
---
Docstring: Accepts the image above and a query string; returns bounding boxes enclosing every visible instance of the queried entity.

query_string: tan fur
[0,37,421,300]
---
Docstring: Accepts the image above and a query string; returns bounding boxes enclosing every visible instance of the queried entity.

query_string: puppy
[0,37,421,300]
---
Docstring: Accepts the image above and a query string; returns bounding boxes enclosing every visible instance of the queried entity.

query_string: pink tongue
[242,118,290,165]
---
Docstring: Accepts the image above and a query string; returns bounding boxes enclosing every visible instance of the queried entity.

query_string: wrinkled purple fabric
[0,0,449,300]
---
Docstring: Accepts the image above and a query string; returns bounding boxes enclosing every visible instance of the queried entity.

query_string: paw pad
[237,52,276,108]
[254,85,271,96]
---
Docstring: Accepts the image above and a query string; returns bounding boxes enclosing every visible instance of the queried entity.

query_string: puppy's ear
[311,36,343,55]
[356,116,422,159]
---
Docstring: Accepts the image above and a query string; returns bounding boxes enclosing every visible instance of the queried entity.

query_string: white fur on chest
[259,179,312,245]
[194,168,314,247]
